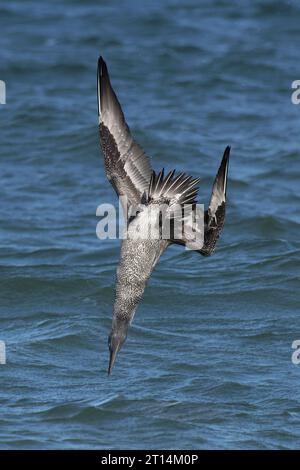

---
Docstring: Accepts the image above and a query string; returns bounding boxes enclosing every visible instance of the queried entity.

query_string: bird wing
[97,57,152,208]
[169,146,230,253]
[198,146,230,255]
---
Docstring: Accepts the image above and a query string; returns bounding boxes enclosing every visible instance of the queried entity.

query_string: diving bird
[97,56,230,375]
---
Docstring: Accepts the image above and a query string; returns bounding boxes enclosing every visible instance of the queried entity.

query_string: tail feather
[147,169,200,207]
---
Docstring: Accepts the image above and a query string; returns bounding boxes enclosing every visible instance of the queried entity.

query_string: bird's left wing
[97,57,152,207]
[198,146,230,256]
[169,146,230,253]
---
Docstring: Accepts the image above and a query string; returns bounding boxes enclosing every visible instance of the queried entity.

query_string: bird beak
[107,344,119,376]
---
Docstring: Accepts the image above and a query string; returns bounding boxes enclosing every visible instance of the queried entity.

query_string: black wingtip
[220,145,230,196]
[97,56,109,118]
[220,145,230,172]
[224,145,231,160]
[98,56,107,78]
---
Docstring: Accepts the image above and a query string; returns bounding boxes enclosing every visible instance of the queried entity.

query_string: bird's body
[97,56,231,374]
[115,238,168,323]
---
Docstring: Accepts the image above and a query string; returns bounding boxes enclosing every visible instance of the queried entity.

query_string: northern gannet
[97,57,230,375]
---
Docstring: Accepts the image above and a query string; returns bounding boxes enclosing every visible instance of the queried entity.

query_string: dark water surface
[0,0,300,449]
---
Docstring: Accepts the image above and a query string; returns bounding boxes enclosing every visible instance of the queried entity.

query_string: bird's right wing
[97,57,152,208]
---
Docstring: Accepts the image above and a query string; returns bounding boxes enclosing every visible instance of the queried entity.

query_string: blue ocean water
[0,0,300,449]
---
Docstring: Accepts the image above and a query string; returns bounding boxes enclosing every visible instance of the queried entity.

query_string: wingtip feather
[97,56,112,122]
[98,56,107,77]
[222,145,230,196]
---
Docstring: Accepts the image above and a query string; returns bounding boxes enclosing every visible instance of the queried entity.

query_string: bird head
[107,319,128,375]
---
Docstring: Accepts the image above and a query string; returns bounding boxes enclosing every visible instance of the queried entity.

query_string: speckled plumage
[97,56,230,374]
[114,238,168,323]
